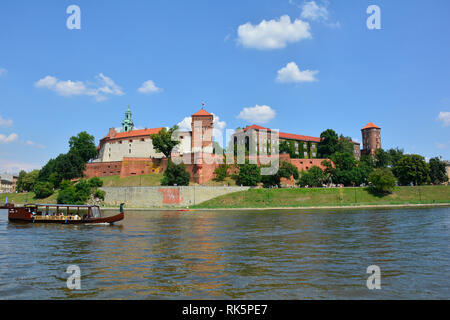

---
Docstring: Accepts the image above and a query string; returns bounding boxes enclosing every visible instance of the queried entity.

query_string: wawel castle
[86,107,381,184]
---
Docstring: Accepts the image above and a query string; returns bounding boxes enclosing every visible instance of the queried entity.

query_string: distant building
[0,174,15,194]
[232,125,361,160]
[93,108,214,163]
[361,122,381,156]
[444,160,450,182]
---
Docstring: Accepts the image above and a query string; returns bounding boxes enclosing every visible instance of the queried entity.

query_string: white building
[93,107,213,163]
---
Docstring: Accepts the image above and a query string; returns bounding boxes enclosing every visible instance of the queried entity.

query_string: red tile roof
[279,132,321,143]
[192,109,213,116]
[243,125,272,131]
[104,128,164,141]
[242,125,320,142]
[362,122,380,130]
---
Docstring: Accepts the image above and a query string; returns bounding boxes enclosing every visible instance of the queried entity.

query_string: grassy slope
[99,173,165,187]
[0,192,58,205]
[193,185,450,209]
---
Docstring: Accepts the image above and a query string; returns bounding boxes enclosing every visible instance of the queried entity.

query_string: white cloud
[0,159,42,174]
[276,62,318,83]
[35,74,124,102]
[0,68,7,76]
[438,112,450,127]
[435,142,447,150]
[301,1,329,21]
[138,80,163,94]
[177,113,226,138]
[237,15,311,50]
[25,140,46,149]
[291,0,340,28]
[237,105,276,124]
[0,116,13,128]
[0,133,18,144]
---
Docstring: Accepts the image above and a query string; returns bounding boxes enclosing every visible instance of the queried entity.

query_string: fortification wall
[100,186,250,208]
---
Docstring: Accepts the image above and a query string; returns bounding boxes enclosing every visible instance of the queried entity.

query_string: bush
[57,181,76,204]
[88,176,104,188]
[74,180,92,204]
[213,164,230,182]
[33,181,54,199]
[368,168,396,194]
[94,189,106,201]
[262,162,299,187]
[161,161,190,186]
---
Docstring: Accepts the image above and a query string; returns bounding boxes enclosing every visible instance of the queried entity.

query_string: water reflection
[0,207,449,299]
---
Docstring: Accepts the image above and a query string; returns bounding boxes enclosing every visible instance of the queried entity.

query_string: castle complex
[85,107,382,184]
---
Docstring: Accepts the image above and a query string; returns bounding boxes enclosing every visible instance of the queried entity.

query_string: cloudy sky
[0,0,449,173]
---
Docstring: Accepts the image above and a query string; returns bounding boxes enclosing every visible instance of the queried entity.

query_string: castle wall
[98,138,165,162]
[85,161,122,178]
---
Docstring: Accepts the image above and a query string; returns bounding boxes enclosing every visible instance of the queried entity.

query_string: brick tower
[191,108,214,153]
[361,122,381,155]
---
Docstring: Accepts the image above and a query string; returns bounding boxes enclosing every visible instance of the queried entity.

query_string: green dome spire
[121,106,134,132]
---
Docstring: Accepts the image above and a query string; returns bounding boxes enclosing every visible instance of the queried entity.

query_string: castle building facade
[233,125,362,160]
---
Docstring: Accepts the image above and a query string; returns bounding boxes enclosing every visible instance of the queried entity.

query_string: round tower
[361,122,381,156]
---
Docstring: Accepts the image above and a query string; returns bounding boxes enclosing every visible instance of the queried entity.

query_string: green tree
[236,164,261,186]
[57,181,76,204]
[88,176,104,188]
[368,168,397,194]
[393,154,430,186]
[150,125,181,158]
[374,149,392,168]
[213,164,230,182]
[161,160,190,186]
[318,129,339,158]
[73,179,92,204]
[262,161,299,187]
[33,181,54,199]
[54,151,85,180]
[388,148,404,167]
[429,157,448,184]
[336,135,355,155]
[17,170,40,192]
[297,166,326,187]
[69,131,98,162]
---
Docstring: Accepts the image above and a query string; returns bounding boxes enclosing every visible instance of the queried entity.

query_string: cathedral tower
[122,107,134,132]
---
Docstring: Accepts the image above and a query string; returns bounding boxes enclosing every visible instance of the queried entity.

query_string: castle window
[141,138,145,142]
[129,149,131,153]
[129,140,133,143]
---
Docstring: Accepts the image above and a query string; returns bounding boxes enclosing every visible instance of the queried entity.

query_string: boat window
[91,207,101,218]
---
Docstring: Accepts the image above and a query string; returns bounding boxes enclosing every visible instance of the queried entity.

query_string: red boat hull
[7,205,124,225]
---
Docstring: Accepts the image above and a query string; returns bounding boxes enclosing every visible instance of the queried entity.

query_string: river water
[0,206,449,299]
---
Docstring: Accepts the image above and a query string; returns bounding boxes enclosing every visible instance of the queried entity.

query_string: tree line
[16,132,105,203]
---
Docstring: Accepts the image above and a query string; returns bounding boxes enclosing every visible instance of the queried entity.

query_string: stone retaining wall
[100,186,250,208]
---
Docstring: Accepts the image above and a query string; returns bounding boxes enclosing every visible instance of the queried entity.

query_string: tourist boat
[6,203,125,225]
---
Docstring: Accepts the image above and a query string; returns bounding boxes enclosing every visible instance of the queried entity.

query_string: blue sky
[1,0,449,173]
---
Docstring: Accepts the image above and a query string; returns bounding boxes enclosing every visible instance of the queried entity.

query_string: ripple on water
[0,207,449,299]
